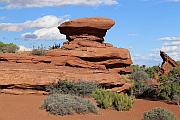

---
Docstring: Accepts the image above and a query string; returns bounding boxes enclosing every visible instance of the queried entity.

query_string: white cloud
[18,45,32,51]
[160,37,180,41]
[0,15,68,40]
[0,0,118,8]
[160,36,180,59]
[0,15,67,32]
[160,37,180,60]
[22,27,66,40]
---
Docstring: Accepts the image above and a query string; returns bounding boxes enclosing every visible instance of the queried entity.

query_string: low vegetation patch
[42,94,98,116]
[130,65,180,105]
[92,89,134,111]
[31,46,46,56]
[46,80,98,97]
[0,41,19,53]
[143,107,177,120]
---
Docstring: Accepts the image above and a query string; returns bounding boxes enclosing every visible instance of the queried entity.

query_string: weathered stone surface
[58,17,115,42]
[0,63,124,87]
[60,17,115,30]
[47,47,132,61]
[160,51,178,74]
[62,40,113,50]
[46,46,132,70]
[0,89,48,95]
[110,67,133,74]
[0,54,51,64]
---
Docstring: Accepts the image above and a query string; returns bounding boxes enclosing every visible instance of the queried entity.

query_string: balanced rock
[160,51,178,74]
[0,17,133,94]
[58,17,115,42]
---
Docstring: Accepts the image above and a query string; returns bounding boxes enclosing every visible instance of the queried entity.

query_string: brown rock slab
[110,67,133,74]
[0,89,48,95]
[60,17,115,30]
[160,51,178,74]
[47,47,132,60]
[62,40,113,50]
[59,17,115,42]
[0,63,124,87]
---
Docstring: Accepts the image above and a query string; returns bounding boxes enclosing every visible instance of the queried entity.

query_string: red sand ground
[0,94,179,120]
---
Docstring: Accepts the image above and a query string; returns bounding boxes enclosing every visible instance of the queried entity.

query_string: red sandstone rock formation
[160,51,178,74]
[0,17,132,94]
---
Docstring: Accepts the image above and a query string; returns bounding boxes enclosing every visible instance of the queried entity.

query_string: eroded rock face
[160,51,178,74]
[58,17,115,42]
[0,17,133,94]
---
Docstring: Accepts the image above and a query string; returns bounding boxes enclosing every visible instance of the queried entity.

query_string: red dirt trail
[0,94,179,120]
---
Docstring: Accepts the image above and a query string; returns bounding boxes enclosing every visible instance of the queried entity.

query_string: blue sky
[0,0,180,66]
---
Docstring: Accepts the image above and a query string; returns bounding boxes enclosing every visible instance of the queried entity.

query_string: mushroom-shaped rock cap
[58,17,115,42]
[59,17,115,30]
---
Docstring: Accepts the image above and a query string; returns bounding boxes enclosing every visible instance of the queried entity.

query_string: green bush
[113,93,134,111]
[0,42,19,53]
[131,70,149,81]
[159,67,180,102]
[159,83,180,101]
[46,80,98,97]
[91,89,134,111]
[143,107,177,120]
[131,80,149,97]
[159,75,169,83]
[168,67,180,83]
[145,66,160,79]
[130,78,159,99]
[91,89,113,109]
[42,94,98,116]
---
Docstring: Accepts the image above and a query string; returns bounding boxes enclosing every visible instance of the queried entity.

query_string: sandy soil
[0,94,179,120]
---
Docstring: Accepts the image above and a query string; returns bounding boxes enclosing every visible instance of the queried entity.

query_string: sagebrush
[42,94,98,116]
[143,107,177,120]
[46,80,98,97]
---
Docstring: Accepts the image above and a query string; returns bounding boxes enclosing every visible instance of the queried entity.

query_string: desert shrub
[42,94,98,116]
[131,80,149,97]
[131,65,146,71]
[159,75,169,83]
[91,89,134,111]
[145,66,160,79]
[131,70,149,81]
[159,83,180,101]
[141,86,159,99]
[131,80,159,99]
[159,67,180,102]
[113,93,134,111]
[168,67,180,83]
[0,42,19,53]
[143,107,177,120]
[172,95,180,107]
[31,46,46,56]
[91,89,113,109]
[46,80,98,97]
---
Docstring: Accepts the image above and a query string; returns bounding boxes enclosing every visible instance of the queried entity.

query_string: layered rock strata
[0,17,133,94]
